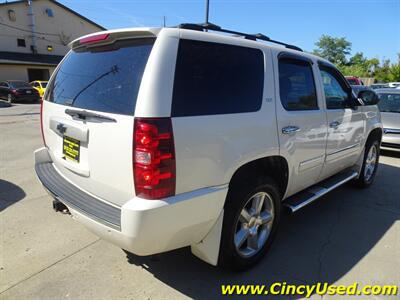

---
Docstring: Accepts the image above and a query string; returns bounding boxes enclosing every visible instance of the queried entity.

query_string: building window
[8,9,16,22]
[45,8,54,17]
[17,39,26,47]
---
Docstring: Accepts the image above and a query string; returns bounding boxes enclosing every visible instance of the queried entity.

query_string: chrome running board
[284,170,358,213]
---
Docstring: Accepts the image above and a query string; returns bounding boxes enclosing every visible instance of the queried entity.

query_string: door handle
[282,126,301,134]
[329,121,341,129]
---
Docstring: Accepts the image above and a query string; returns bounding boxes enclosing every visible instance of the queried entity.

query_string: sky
[59,0,400,63]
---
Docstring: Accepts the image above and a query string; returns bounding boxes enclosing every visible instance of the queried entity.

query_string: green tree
[313,35,351,65]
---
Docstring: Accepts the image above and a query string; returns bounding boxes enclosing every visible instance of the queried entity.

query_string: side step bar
[284,170,358,213]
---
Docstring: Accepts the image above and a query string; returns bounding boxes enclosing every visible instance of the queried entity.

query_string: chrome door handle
[282,126,301,134]
[329,121,341,129]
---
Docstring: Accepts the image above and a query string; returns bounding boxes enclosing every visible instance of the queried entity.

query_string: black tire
[218,176,281,271]
[7,93,14,103]
[353,139,380,188]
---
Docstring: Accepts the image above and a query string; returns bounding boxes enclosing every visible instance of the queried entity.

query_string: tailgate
[42,37,155,206]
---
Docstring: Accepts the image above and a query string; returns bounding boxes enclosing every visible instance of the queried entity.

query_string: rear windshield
[10,81,31,88]
[46,38,154,115]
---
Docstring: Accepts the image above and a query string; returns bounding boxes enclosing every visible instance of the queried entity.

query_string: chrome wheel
[234,192,274,258]
[364,144,377,181]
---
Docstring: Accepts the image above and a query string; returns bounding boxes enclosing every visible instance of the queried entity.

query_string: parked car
[375,89,400,151]
[345,76,364,85]
[30,80,48,98]
[370,83,389,90]
[0,80,40,103]
[388,82,400,88]
[34,24,383,270]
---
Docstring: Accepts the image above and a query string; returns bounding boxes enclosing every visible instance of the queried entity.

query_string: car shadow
[0,179,26,211]
[124,162,399,299]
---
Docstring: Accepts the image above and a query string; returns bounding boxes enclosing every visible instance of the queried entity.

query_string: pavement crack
[0,238,101,294]
[317,198,344,283]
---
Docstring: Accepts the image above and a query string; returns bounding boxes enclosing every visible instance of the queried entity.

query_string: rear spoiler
[69,28,160,50]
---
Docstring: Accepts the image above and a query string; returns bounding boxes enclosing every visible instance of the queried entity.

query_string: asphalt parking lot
[1,102,399,300]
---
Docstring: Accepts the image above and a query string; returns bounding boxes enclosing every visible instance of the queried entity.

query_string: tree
[313,35,351,65]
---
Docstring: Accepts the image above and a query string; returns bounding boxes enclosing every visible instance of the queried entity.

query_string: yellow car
[30,81,48,98]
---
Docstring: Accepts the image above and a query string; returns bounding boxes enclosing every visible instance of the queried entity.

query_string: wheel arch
[228,156,289,200]
[366,127,383,146]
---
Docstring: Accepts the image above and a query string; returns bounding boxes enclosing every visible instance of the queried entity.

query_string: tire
[218,176,281,271]
[353,139,380,188]
[7,93,14,103]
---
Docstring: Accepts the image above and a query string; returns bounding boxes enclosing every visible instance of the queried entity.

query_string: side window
[319,67,350,109]
[0,82,7,87]
[172,40,264,117]
[278,58,318,111]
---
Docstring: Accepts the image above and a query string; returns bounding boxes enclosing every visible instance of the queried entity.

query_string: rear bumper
[16,95,39,101]
[34,147,227,256]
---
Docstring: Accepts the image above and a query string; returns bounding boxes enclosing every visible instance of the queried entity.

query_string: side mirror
[357,90,380,105]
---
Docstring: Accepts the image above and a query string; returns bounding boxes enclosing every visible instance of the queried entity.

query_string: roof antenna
[205,0,209,31]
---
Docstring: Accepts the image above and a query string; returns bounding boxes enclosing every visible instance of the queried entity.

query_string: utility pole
[205,0,209,24]
[163,16,166,27]
[27,0,37,54]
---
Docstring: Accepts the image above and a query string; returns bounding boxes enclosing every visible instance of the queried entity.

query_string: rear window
[10,81,31,88]
[278,58,318,111]
[172,39,264,117]
[46,38,154,115]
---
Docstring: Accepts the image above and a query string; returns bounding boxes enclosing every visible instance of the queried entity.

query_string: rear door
[317,64,364,179]
[274,52,328,196]
[43,37,155,206]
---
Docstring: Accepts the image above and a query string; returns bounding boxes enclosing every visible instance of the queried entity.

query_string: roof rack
[177,22,302,52]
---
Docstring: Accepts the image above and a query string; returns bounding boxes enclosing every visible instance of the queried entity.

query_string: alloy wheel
[234,191,274,258]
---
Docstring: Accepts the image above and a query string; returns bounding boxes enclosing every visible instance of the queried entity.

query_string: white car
[388,82,400,88]
[35,23,383,270]
[375,89,400,151]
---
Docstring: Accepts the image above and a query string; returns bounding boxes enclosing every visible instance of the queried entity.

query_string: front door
[318,64,364,179]
[274,52,328,196]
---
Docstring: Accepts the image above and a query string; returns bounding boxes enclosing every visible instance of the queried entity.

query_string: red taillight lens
[79,33,109,45]
[11,89,19,95]
[133,118,175,199]
[40,100,46,146]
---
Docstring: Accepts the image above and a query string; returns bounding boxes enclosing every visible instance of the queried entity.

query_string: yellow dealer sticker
[63,136,80,163]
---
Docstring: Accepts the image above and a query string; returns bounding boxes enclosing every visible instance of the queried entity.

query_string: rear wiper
[65,109,116,122]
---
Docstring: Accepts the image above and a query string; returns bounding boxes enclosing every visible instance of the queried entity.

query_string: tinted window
[41,82,48,88]
[0,82,8,87]
[320,67,350,109]
[278,58,318,111]
[172,40,264,117]
[46,38,154,115]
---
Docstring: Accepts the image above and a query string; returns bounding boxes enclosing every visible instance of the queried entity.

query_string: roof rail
[177,22,302,52]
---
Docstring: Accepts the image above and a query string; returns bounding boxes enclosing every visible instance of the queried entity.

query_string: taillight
[133,118,175,199]
[11,89,19,95]
[40,100,46,146]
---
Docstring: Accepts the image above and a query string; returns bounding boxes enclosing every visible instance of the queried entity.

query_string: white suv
[35,23,383,270]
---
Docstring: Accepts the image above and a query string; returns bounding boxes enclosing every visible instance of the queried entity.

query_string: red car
[345,76,364,85]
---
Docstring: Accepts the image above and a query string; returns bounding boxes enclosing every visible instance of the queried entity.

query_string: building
[0,0,105,82]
